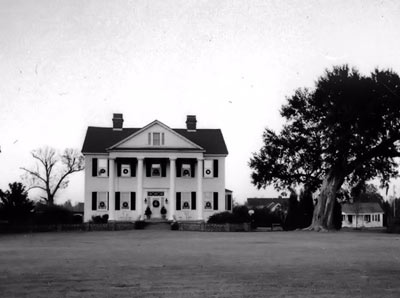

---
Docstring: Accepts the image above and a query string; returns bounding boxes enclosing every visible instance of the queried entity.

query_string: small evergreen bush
[170,221,179,230]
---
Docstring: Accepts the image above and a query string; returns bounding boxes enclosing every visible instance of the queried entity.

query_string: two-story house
[81,114,232,222]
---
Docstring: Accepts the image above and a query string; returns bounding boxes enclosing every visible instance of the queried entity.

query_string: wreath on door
[152,200,160,208]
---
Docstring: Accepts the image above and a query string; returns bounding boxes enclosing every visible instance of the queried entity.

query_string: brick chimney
[186,115,197,132]
[112,113,123,130]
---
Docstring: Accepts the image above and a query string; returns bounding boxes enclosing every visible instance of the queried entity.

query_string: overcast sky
[1,0,400,204]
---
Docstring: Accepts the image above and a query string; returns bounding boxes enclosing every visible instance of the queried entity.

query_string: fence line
[178,222,251,232]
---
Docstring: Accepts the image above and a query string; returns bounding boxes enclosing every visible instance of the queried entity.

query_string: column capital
[137,157,144,161]
[108,156,116,160]
[169,157,177,161]
[197,157,204,161]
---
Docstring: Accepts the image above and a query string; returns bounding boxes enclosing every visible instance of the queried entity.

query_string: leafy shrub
[34,204,75,225]
[208,205,251,224]
[134,220,147,229]
[170,221,179,230]
[91,214,109,224]
[72,214,83,224]
[207,211,233,224]
[253,207,282,227]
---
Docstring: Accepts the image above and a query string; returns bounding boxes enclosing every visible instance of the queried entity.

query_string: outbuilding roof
[247,198,289,208]
[342,202,384,214]
[81,126,228,155]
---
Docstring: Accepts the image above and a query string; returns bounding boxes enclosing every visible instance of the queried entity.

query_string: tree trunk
[47,192,54,205]
[307,170,344,231]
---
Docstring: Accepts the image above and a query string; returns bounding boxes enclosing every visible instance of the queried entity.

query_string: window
[151,164,161,177]
[348,215,353,223]
[176,159,195,178]
[91,192,108,211]
[203,159,218,178]
[92,158,109,177]
[146,159,167,177]
[148,132,165,146]
[181,164,192,177]
[182,192,191,209]
[204,192,213,210]
[204,160,214,178]
[226,194,232,211]
[203,192,218,210]
[97,159,108,177]
[372,214,380,222]
[365,215,371,222]
[153,133,160,145]
[117,158,136,177]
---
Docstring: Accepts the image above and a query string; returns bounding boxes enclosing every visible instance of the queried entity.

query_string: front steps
[144,219,172,230]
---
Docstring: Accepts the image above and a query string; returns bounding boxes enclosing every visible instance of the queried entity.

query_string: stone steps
[144,221,172,230]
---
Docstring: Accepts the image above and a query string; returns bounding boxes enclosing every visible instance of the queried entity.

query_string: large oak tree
[250,65,400,231]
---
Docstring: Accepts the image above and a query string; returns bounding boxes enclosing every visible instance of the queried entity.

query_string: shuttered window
[213,192,219,210]
[115,192,120,210]
[191,192,196,210]
[213,160,219,177]
[131,192,136,210]
[91,192,97,210]
[176,192,181,211]
[92,158,98,176]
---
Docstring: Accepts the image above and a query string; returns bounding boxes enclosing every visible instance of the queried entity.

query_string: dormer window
[148,132,165,146]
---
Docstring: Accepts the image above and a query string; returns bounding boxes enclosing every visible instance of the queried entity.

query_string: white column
[137,157,144,220]
[169,158,176,221]
[108,157,115,221]
[197,158,204,220]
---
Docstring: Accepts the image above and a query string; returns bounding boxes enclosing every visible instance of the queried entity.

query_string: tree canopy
[21,147,84,205]
[0,182,34,224]
[250,65,400,230]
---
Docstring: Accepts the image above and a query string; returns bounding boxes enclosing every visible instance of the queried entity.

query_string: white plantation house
[81,114,232,222]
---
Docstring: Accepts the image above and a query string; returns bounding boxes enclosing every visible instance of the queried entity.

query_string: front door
[148,191,165,218]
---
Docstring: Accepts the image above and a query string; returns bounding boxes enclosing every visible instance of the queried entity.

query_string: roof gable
[109,120,203,150]
[82,121,229,155]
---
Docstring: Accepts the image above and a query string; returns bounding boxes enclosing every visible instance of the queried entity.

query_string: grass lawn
[1,230,400,298]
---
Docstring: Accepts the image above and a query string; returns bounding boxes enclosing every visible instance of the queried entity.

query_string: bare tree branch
[21,147,84,204]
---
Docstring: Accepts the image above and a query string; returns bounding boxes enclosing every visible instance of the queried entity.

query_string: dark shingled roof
[82,126,228,155]
[342,202,384,214]
[247,198,289,208]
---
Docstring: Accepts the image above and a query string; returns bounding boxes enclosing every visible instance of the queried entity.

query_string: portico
[105,155,206,221]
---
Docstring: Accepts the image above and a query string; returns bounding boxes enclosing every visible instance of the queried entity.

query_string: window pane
[153,133,160,145]
[98,159,108,176]
[151,164,161,176]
